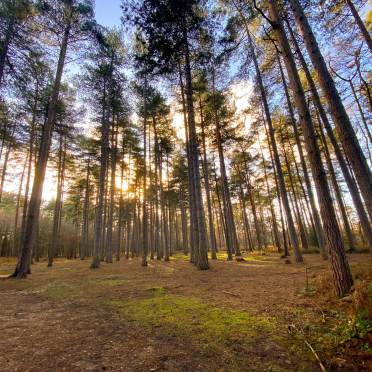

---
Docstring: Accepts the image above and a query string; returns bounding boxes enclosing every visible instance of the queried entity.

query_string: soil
[0,252,371,371]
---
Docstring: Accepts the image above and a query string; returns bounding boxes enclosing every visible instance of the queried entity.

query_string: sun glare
[116,176,129,191]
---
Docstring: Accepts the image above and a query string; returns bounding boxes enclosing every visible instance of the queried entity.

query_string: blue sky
[95,0,123,27]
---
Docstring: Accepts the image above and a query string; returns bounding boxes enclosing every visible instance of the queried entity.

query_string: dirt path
[0,253,371,371]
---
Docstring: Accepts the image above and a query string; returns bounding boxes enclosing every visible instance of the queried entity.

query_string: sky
[3,1,125,203]
[3,0,254,203]
[95,0,123,28]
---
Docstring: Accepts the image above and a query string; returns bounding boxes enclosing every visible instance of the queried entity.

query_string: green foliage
[317,310,372,354]
[337,311,372,342]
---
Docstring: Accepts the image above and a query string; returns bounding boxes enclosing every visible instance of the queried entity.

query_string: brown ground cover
[0,252,371,371]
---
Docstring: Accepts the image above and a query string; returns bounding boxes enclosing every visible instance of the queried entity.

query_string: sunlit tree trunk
[277,55,326,256]
[286,21,372,247]
[238,183,254,251]
[142,79,148,266]
[263,121,289,256]
[246,28,302,262]
[212,86,241,258]
[199,95,217,259]
[106,116,118,264]
[241,160,263,251]
[316,114,356,250]
[179,187,188,255]
[182,27,208,269]
[280,133,309,251]
[81,157,90,260]
[13,153,28,255]
[91,75,109,268]
[269,0,353,295]
[13,3,72,277]
[289,0,372,221]
[349,80,372,146]
[178,65,196,262]
[48,133,66,267]
[258,141,281,252]
[152,119,161,260]
[0,144,11,203]
[159,151,169,261]
[345,0,372,54]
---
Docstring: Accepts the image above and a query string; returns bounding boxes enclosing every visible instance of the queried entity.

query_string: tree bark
[245,27,302,262]
[0,18,14,87]
[277,55,326,257]
[199,94,217,259]
[269,0,353,296]
[106,115,118,264]
[91,72,110,269]
[12,4,72,278]
[286,21,372,248]
[316,114,356,250]
[142,79,148,266]
[183,27,208,269]
[345,0,372,54]
[258,140,281,252]
[289,0,372,221]
[48,133,66,267]
[0,144,11,203]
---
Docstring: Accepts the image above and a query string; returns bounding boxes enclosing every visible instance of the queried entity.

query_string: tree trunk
[180,188,188,255]
[106,115,118,264]
[13,152,28,255]
[280,134,309,251]
[269,0,353,296]
[0,18,14,87]
[159,152,169,261]
[243,164,262,251]
[81,157,90,260]
[238,183,254,251]
[212,74,241,258]
[345,0,372,54]
[142,79,148,266]
[0,144,11,203]
[152,120,161,260]
[245,27,302,262]
[12,5,72,278]
[286,21,372,248]
[183,28,208,269]
[289,0,372,221]
[199,95,217,259]
[48,133,65,267]
[178,64,197,262]
[258,141,281,252]
[91,75,110,268]
[349,80,372,146]
[277,55,326,256]
[316,113,357,250]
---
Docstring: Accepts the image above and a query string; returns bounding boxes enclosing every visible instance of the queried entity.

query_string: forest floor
[0,252,371,372]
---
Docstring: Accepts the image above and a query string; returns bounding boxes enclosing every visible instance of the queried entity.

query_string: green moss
[23,281,76,299]
[96,276,127,287]
[145,286,166,295]
[216,252,229,260]
[170,252,189,261]
[110,294,276,348]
